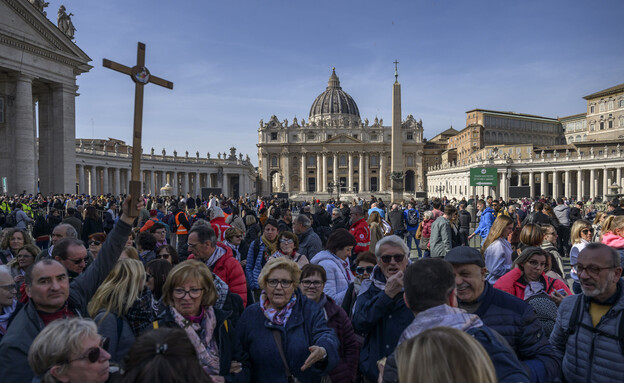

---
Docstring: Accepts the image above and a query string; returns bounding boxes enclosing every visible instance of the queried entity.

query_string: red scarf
[39,305,75,326]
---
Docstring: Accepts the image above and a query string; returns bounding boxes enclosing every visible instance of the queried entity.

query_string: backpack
[525,293,559,337]
[564,295,624,355]
[4,211,18,228]
[407,209,419,226]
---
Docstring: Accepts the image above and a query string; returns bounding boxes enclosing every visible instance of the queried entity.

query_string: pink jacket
[602,232,624,249]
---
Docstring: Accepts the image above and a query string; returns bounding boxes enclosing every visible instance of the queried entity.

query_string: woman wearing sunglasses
[87,259,153,364]
[28,318,111,383]
[570,219,594,294]
[156,260,248,382]
[299,264,361,383]
[270,231,309,268]
[237,257,338,383]
[310,228,356,307]
[88,232,106,260]
[341,251,377,319]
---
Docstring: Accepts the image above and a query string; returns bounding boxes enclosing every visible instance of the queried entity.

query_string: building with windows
[257,69,425,200]
[584,82,624,141]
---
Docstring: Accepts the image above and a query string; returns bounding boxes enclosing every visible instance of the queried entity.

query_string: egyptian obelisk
[390,61,404,203]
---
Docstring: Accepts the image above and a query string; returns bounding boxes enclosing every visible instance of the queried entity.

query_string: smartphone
[556,289,567,296]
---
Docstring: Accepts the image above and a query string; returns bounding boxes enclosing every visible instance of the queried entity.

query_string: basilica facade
[257,69,425,200]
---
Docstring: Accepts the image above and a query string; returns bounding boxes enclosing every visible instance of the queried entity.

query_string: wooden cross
[103,42,173,215]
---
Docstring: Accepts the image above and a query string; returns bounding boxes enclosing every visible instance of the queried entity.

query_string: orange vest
[175,211,188,235]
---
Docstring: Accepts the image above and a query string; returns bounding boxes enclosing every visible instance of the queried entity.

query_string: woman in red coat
[494,246,571,306]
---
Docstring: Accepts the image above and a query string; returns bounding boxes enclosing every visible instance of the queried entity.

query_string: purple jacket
[323,295,361,383]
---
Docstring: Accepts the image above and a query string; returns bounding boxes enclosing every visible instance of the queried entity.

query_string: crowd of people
[0,191,623,382]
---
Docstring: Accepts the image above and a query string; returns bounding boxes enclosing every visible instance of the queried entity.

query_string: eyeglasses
[573,264,616,276]
[280,238,294,244]
[172,288,204,299]
[581,228,594,235]
[527,259,548,269]
[300,279,323,288]
[380,254,405,264]
[356,266,374,275]
[70,257,88,265]
[88,240,101,246]
[156,253,171,259]
[66,337,109,364]
[0,283,17,292]
[266,279,293,288]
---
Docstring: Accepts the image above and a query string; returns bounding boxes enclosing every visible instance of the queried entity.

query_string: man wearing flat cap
[445,246,560,382]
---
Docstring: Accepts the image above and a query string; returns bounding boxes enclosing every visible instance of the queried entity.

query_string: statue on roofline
[29,0,49,15]
[57,5,76,40]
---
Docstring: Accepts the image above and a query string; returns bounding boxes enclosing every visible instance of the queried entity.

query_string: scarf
[0,300,16,335]
[261,235,278,260]
[205,246,226,269]
[224,240,241,261]
[170,306,223,383]
[260,290,297,326]
[38,304,75,326]
[125,287,155,337]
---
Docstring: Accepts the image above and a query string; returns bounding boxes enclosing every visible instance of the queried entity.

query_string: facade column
[322,153,328,193]
[77,165,85,194]
[359,153,364,194]
[183,172,189,195]
[517,171,522,187]
[529,171,535,198]
[195,172,201,196]
[51,83,78,194]
[13,75,36,194]
[102,167,109,195]
[282,154,290,192]
[379,153,385,192]
[603,168,609,200]
[301,154,306,192]
[589,169,595,200]
[173,171,179,196]
[552,171,559,199]
[564,170,571,199]
[617,168,622,193]
[150,170,156,195]
[577,170,583,200]
[333,153,338,184]
[364,154,369,192]
[348,153,354,192]
[94,167,101,195]
[540,171,547,197]
[38,89,54,195]
[316,153,322,193]
[223,173,229,197]
[114,168,121,196]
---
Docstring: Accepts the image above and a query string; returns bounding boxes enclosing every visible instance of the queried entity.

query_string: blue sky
[54,0,623,165]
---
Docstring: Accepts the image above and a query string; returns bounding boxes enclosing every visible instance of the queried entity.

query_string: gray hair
[188,223,217,245]
[208,206,224,220]
[351,205,363,216]
[28,318,100,383]
[375,235,409,258]
[294,214,311,228]
[423,211,433,220]
[55,224,77,239]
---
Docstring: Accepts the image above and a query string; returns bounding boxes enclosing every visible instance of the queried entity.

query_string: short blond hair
[162,260,217,308]
[258,257,301,290]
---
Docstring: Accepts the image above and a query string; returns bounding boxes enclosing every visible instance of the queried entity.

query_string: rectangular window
[590,105,595,113]
[370,134,378,141]
[407,133,414,140]
[609,121,613,129]
[270,132,277,140]
[307,156,315,167]
[307,133,315,140]
[327,134,332,139]
[292,134,298,141]
[352,134,358,139]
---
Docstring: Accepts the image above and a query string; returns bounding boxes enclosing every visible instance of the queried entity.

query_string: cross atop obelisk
[103,42,173,215]
[393,59,399,82]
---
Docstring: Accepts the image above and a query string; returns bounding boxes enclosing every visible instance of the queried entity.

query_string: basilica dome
[309,68,360,124]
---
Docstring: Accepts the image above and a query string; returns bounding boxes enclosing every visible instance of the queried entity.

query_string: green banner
[470,167,498,186]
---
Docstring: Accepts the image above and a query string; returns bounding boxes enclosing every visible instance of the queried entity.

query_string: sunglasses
[71,257,88,265]
[581,228,594,235]
[380,254,405,264]
[88,240,101,246]
[355,266,374,275]
[67,337,109,364]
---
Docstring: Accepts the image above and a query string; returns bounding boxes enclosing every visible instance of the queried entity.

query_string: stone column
[13,75,36,194]
[183,172,189,195]
[114,168,121,196]
[364,153,369,192]
[195,172,201,196]
[77,165,85,194]
[552,171,559,199]
[540,172,547,196]
[577,169,583,200]
[150,170,156,195]
[37,89,54,195]
[589,169,595,200]
[94,167,101,195]
[173,171,179,196]
[564,170,571,199]
[617,168,622,192]
[379,153,385,192]
[51,83,78,194]
[282,154,290,192]
[359,153,364,193]
[603,168,609,201]
[103,167,109,194]
[333,153,338,185]
[301,154,306,192]
[348,153,354,192]
[529,171,535,198]
[316,153,322,192]
[322,153,328,193]
[517,171,522,187]
[223,173,229,197]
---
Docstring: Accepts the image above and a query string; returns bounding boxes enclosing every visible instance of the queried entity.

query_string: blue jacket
[468,282,560,382]
[237,291,339,383]
[245,238,269,290]
[474,206,495,240]
[352,268,414,381]
[403,208,419,231]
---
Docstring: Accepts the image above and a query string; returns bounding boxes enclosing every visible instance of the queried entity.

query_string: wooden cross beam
[103,42,173,215]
